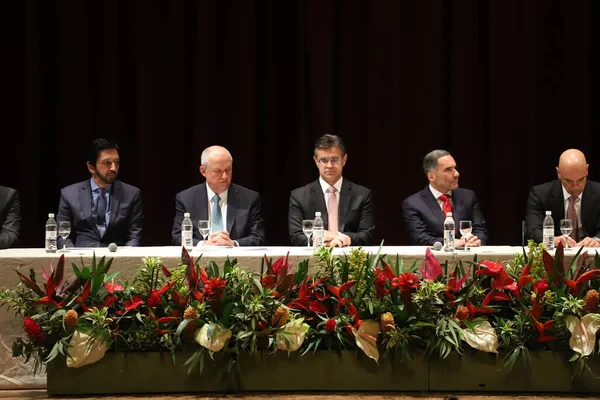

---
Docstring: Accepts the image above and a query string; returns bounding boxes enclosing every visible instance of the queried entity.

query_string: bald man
[525,149,600,248]
[171,146,265,247]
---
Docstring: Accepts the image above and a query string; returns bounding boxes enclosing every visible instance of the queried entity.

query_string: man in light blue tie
[171,145,265,247]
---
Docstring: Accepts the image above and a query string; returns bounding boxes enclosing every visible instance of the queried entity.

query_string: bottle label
[46,231,57,240]
[543,227,554,250]
[444,229,454,252]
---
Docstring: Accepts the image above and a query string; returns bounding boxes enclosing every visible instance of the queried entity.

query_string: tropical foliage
[2,241,600,376]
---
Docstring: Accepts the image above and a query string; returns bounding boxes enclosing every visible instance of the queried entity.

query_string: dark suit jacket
[288,179,375,246]
[525,179,600,243]
[171,183,265,246]
[0,186,20,249]
[402,186,488,246]
[57,180,143,247]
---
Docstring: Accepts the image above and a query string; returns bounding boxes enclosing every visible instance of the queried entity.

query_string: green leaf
[221,302,234,327]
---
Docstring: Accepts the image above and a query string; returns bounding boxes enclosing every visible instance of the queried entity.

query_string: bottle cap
[446,212,452,217]
[545,211,552,215]
[315,212,321,216]
[48,213,55,218]
[184,212,190,217]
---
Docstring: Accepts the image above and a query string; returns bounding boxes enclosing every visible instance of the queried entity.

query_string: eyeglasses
[316,156,341,165]
[98,160,120,167]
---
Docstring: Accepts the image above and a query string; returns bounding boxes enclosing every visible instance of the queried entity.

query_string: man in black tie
[525,149,600,248]
[57,139,143,247]
[402,149,487,247]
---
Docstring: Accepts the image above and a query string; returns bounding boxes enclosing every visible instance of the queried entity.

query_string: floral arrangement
[2,241,600,377]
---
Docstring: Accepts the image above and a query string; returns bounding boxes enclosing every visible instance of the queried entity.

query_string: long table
[0,245,594,389]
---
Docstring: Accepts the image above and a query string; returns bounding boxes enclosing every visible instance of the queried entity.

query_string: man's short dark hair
[314,134,346,156]
[87,138,120,167]
[423,149,451,175]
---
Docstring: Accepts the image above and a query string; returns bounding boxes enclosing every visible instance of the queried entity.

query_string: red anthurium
[325,318,337,333]
[124,295,144,311]
[105,283,124,294]
[99,295,118,309]
[421,248,443,281]
[147,290,161,308]
[565,269,600,296]
[477,261,505,276]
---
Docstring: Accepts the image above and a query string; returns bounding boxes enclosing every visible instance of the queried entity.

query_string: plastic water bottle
[543,211,554,250]
[45,213,57,253]
[443,212,455,252]
[313,212,324,248]
[181,212,193,250]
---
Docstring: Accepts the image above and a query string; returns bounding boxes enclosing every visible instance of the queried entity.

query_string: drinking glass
[302,220,314,248]
[58,221,71,253]
[459,220,472,251]
[560,219,573,249]
[198,220,211,248]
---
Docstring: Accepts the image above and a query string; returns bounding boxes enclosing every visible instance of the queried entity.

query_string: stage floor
[0,392,596,400]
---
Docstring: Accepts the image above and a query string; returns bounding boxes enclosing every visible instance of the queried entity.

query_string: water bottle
[181,212,193,250]
[443,212,455,252]
[45,213,57,253]
[543,211,554,250]
[313,212,325,248]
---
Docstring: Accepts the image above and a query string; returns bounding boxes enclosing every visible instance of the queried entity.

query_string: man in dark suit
[57,139,143,247]
[0,186,20,249]
[288,134,374,247]
[402,149,487,247]
[526,149,600,248]
[171,145,264,247]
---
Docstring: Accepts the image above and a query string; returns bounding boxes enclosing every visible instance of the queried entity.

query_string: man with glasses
[57,138,143,247]
[525,148,600,248]
[288,134,375,247]
[402,149,487,247]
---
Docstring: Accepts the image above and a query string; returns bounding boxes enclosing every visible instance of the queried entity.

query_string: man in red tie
[402,149,488,247]
[525,149,600,248]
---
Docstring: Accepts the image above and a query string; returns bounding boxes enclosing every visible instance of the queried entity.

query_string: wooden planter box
[45,349,597,395]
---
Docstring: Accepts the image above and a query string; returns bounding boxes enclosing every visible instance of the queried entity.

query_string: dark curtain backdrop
[1,1,597,248]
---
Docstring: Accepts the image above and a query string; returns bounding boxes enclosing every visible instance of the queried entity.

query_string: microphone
[432,242,443,251]
[108,243,118,252]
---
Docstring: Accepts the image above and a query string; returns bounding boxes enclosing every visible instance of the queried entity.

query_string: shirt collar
[90,178,111,193]
[319,176,343,194]
[206,185,228,204]
[561,185,582,202]
[429,184,451,200]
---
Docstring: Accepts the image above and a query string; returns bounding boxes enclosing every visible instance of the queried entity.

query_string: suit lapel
[451,190,461,225]
[196,184,209,220]
[226,185,238,233]
[421,187,445,225]
[80,181,100,237]
[581,182,597,236]
[550,181,565,220]
[311,180,328,225]
[107,181,122,230]
[338,180,351,232]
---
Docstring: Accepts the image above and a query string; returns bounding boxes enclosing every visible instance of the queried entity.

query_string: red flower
[147,290,161,308]
[325,318,337,333]
[565,269,600,296]
[392,272,420,292]
[204,277,227,302]
[374,272,389,299]
[421,248,443,281]
[105,283,124,294]
[533,279,549,297]
[124,295,144,311]
[24,317,45,344]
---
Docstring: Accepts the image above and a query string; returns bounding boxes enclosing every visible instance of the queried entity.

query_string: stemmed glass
[198,220,211,248]
[560,219,573,249]
[459,220,472,252]
[302,220,314,248]
[58,221,71,253]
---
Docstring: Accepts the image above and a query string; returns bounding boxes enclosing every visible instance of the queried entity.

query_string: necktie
[212,194,223,232]
[96,188,107,226]
[327,186,339,233]
[439,194,453,216]
[567,196,579,240]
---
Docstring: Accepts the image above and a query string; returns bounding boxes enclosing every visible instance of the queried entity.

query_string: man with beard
[57,139,143,247]
[402,149,487,247]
